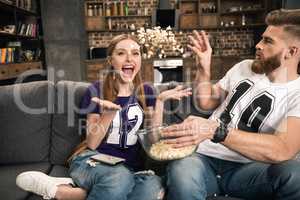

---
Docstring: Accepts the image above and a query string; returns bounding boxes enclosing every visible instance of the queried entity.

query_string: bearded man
[163,9,300,200]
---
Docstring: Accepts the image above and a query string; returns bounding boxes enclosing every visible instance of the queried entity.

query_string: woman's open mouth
[121,65,134,78]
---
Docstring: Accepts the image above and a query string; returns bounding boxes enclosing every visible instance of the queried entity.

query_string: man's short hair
[266,9,300,40]
[266,9,300,73]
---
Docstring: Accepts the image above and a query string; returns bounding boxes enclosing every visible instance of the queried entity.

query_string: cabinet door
[0,66,10,80]
[179,0,200,29]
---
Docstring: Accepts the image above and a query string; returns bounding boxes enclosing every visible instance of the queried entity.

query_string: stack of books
[17,23,38,37]
[0,47,41,64]
[0,48,17,64]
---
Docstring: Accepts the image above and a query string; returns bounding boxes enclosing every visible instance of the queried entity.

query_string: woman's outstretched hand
[158,85,192,102]
[91,97,121,111]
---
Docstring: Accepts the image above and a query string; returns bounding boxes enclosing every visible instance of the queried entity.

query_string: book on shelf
[0,49,6,63]
[7,48,13,63]
[16,0,33,11]
[32,24,37,37]
[25,24,31,36]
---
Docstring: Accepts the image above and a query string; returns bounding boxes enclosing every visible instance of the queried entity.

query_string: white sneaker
[16,171,74,200]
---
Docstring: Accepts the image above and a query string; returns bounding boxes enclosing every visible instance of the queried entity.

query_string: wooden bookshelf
[0,0,44,83]
[178,0,268,29]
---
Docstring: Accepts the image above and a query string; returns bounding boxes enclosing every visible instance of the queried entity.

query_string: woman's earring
[113,72,116,80]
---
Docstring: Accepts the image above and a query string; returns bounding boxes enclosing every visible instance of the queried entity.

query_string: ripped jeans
[69,150,164,200]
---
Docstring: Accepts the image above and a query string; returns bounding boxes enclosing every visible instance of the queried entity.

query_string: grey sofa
[0,80,243,200]
[0,81,88,200]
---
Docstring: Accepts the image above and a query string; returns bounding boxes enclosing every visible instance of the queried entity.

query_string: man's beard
[251,52,282,74]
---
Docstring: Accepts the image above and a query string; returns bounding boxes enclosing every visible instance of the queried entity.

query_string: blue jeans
[166,153,300,200]
[69,150,164,200]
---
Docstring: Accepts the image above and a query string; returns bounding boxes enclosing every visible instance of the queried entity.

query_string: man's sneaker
[16,171,74,200]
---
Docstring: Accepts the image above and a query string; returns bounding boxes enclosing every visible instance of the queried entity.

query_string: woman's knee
[70,162,134,192]
[143,176,165,200]
[129,174,164,200]
[99,165,135,187]
[90,165,135,199]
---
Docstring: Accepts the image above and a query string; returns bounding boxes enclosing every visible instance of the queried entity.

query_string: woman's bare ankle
[55,185,86,200]
[54,184,73,200]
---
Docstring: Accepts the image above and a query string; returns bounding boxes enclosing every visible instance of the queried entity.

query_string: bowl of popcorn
[137,126,196,161]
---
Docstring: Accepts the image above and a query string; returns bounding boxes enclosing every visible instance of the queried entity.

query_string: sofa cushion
[48,165,69,177]
[0,162,51,200]
[26,194,44,200]
[50,81,90,165]
[0,81,54,164]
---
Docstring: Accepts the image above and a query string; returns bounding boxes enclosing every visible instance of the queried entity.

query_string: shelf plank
[216,23,266,29]
[199,13,219,16]
[85,0,103,3]
[104,15,151,18]
[0,32,40,40]
[180,0,198,2]
[87,29,135,32]
[15,7,38,16]
[16,34,39,39]
[0,61,42,66]
[0,31,16,37]
[221,9,266,16]
[179,23,265,31]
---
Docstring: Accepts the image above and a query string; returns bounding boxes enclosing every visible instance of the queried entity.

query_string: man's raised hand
[188,30,212,75]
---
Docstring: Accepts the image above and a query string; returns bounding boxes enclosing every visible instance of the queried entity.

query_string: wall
[86,0,258,58]
[284,0,300,8]
[41,0,87,82]
[88,29,255,57]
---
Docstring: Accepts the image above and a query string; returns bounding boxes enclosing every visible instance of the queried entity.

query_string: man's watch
[211,122,229,143]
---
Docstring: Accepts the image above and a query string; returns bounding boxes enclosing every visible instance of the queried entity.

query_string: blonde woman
[16,34,191,200]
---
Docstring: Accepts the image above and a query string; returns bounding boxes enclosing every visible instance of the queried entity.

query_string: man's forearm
[223,129,293,163]
[152,99,164,127]
[195,69,220,110]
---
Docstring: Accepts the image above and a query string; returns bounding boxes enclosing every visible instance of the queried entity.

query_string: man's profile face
[252,26,288,74]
